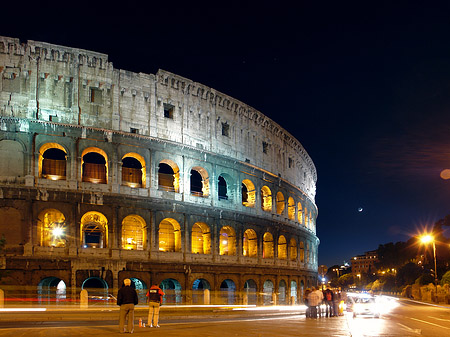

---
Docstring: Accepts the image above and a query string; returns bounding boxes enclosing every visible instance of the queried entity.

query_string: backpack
[326,291,332,301]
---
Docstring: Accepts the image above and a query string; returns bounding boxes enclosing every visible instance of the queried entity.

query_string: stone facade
[0,36,319,305]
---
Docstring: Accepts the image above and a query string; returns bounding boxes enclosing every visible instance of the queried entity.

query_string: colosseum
[0,36,319,305]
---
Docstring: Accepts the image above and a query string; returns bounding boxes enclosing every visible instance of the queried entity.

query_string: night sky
[3,1,450,267]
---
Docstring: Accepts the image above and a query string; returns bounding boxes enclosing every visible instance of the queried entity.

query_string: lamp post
[420,234,438,294]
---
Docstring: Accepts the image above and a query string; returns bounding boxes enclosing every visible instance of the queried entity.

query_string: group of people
[116,279,165,334]
[305,286,344,319]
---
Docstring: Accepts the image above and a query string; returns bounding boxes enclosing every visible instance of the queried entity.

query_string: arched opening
[297,202,303,224]
[160,278,181,304]
[218,175,228,200]
[82,277,109,301]
[219,226,236,256]
[278,235,287,260]
[243,229,257,257]
[81,211,108,248]
[300,241,305,263]
[121,215,146,250]
[241,179,255,207]
[244,279,257,305]
[122,153,145,188]
[192,278,211,304]
[158,161,179,192]
[81,148,108,184]
[300,280,305,303]
[305,209,309,229]
[306,242,310,263]
[37,209,66,247]
[278,279,287,305]
[263,232,274,259]
[263,280,274,305]
[291,280,298,304]
[191,222,211,254]
[38,277,66,303]
[276,191,285,215]
[190,166,209,197]
[40,144,67,180]
[130,277,148,304]
[158,218,181,252]
[219,279,236,305]
[288,197,295,220]
[289,238,297,261]
[261,186,272,212]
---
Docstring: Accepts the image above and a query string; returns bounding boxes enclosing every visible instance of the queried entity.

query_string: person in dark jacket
[117,278,138,333]
[146,283,165,328]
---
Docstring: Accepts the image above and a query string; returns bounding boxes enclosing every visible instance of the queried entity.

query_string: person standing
[117,278,138,334]
[323,287,334,317]
[146,283,165,328]
[307,286,320,318]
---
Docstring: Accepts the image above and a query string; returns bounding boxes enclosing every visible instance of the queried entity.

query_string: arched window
[37,209,66,247]
[218,176,228,200]
[300,241,305,263]
[81,211,108,248]
[263,232,274,259]
[190,166,209,197]
[306,242,310,263]
[288,197,295,220]
[159,218,181,252]
[81,148,108,184]
[158,160,179,192]
[261,186,272,212]
[122,153,145,188]
[219,226,236,256]
[242,179,255,207]
[278,235,287,260]
[305,209,309,229]
[297,202,303,224]
[40,144,67,180]
[243,229,257,257]
[191,222,211,254]
[276,192,285,215]
[121,215,146,250]
[289,238,297,261]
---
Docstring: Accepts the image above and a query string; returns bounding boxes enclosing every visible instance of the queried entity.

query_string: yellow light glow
[52,227,64,237]
[420,234,434,244]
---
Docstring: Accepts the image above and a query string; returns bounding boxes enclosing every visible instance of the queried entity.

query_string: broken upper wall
[0,36,317,200]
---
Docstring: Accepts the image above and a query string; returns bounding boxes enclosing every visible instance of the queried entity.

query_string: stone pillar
[0,288,4,308]
[80,289,88,309]
[203,289,210,305]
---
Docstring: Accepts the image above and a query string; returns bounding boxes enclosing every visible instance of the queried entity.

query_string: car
[346,293,381,318]
[88,293,117,302]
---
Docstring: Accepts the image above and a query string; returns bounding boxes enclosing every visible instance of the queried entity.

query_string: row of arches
[37,276,311,305]
[37,143,316,231]
[38,209,317,264]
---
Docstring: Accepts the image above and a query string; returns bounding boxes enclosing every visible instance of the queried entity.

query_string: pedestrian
[146,283,165,328]
[304,288,311,318]
[333,289,341,317]
[307,286,320,318]
[323,287,334,317]
[314,286,324,317]
[117,278,138,334]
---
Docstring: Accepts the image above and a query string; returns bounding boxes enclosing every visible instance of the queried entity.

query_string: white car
[347,294,381,318]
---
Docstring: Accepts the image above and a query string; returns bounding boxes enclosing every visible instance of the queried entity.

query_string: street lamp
[420,234,438,290]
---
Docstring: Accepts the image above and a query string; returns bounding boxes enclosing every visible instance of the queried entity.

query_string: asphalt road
[0,299,449,336]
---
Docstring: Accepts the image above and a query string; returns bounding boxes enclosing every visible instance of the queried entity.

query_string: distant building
[351,250,378,276]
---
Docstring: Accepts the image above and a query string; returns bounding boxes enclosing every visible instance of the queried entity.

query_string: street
[0,299,449,336]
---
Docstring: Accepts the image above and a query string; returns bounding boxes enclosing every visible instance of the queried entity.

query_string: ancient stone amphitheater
[0,36,318,305]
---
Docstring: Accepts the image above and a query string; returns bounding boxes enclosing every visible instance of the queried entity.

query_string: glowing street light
[419,234,438,291]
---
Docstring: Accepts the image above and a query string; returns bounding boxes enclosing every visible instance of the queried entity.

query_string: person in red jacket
[146,283,165,328]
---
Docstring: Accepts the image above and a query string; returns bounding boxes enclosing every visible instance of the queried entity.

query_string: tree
[396,262,422,286]
[440,270,450,286]
[337,273,354,289]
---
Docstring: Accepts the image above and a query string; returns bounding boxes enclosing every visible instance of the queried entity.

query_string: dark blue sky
[4,1,450,267]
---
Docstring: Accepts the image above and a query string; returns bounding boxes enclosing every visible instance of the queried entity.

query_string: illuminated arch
[37,208,66,247]
[243,229,257,257]
[122,152,146,188]
[218,173,234,201]
[288,197,295,220]
[305,208,309,229]
[289,238,297,261]
[261,186,272,212]
[241,179,255,207]
[191,222,211,254]
[297,202,303,224]
[80,211,108,248]
[38,143,67,180]
[121,215,146,250]
[278,235,287,260]
[263,232,274,259]
[159,218,181,252]
[219,226,236,256]
[276,191,285,215]
[81,147,108,184]
[158,159,180,192]
[300,241,305,263]
[190,166,209,197]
